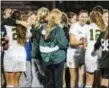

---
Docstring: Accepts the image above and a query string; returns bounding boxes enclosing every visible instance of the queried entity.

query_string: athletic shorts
[4,45,26,72]
[67,48,84,68]
[85,50,98,73]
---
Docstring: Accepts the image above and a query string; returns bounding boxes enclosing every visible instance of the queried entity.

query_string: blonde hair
[45,9,62,40]
[35,7,49,27]
[90,11,106,31]
[103,9,109,14]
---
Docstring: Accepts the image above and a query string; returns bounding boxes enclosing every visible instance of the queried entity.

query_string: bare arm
[16,20,27,27]
[81,37,87,50]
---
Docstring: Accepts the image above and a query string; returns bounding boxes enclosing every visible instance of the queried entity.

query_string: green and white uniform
[67,22,88,68]
[85,23,101,72]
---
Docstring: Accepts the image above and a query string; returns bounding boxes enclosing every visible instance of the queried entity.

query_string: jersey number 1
[90,29,100,40]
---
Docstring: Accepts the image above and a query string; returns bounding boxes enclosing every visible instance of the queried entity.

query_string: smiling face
[78,12,88,25]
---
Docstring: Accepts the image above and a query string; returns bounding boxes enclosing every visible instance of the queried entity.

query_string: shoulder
[70,22,79,29]
[83,24,90,32]
[54,25,64,33]
[50,25,64,38]
[69,22,79,34]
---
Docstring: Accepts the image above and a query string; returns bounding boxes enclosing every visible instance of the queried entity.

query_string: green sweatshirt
[39,25,69,65]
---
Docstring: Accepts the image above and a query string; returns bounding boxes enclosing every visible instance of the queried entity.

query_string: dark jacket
[94,32,109,68]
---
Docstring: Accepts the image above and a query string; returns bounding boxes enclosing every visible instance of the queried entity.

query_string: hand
[1,36,9,44]
[2,40,9,50]
[91,51,97,56]
[67,61,73,67]
[79,38,84,45]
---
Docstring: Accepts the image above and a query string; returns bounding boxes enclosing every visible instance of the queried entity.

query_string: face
[71,15,77,23]
[78,12,88,25]
[5,9,12,18]
[27,14,36,26]
[102,12,108,26]
[44,13,49,21]
[40,11,48,20]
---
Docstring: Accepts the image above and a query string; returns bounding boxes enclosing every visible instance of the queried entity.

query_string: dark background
[1,1,109,13]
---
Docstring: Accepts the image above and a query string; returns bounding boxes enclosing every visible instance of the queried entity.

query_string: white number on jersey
[101,39,109,51]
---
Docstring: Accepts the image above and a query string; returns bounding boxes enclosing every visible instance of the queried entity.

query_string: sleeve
[94,32,102,51]
[69,24,77,34]
[1,22,7,37]
[56,27,69,50]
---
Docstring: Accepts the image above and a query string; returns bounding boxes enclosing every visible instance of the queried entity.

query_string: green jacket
[39,25,69,65]
[31,24,46,59]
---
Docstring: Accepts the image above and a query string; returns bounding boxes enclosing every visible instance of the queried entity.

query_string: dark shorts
[100,68,109,79]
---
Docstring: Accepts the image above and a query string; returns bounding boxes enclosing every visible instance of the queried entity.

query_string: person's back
[86,23,101,54]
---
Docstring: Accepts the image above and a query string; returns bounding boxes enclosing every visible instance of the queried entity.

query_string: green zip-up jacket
[39,25,69,65]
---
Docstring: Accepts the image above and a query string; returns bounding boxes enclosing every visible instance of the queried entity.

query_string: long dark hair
[61,12,69,28]
[16,24,27,46]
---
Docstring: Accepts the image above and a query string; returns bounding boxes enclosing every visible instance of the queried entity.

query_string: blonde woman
[85,11,106,88]
[35,7,49,27]
[31,7,49,87]
[39,9,68,88]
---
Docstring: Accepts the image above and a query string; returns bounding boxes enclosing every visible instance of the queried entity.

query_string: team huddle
[1,5,109,88]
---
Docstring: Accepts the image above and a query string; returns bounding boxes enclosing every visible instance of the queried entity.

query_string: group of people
[1,5,109,88]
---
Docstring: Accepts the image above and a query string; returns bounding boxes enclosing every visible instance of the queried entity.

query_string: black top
[1,17,16,38]
[2,17,16,26]
[1,21,7,37]
[31,23,46,59]
[63,26,69,42]
[94,32,109,68]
